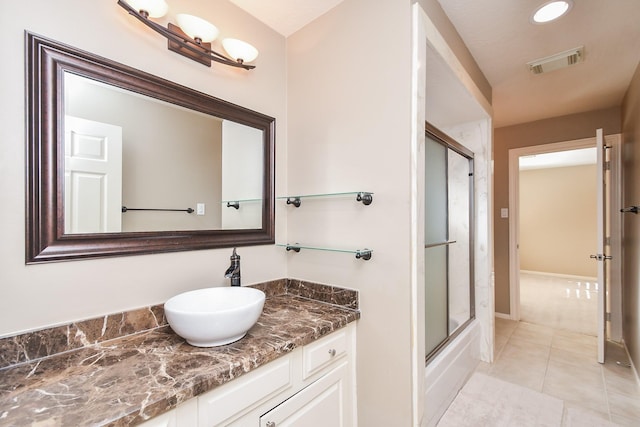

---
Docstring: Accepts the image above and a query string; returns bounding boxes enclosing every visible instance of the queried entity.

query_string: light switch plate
[197,203,205,215]
[500,208,509,218]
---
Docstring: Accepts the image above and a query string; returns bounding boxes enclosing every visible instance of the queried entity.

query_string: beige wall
[287,1,414,424]
[621,62,640,375]
[0,0,287,336]
[519,165,597,277]
[493,107,621,314]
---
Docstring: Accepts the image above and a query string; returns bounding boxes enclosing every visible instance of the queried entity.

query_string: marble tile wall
[443,120,494,363]
[0,279,358,371]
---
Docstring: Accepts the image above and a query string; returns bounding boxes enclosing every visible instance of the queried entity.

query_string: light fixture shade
[176,14,220,42]
[127,0,168,18]
[532,1,572,23]
[222,39,259,63]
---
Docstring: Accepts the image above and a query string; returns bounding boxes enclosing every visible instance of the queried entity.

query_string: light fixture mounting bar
[167,23,212,67]
[117,0,255,70]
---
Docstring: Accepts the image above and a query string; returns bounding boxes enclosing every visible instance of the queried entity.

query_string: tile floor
[473,271,640,426]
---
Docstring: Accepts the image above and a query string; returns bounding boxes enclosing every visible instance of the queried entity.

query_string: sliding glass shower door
[425,125,474,361]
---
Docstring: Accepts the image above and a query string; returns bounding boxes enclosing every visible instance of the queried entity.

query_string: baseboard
[623,341,640,388]
[520,270,597,282]
[494,312,512,320]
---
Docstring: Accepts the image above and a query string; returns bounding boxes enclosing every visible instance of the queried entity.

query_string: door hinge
[606,312,611,322]
[605,161,611,170]
[605,236,611,246]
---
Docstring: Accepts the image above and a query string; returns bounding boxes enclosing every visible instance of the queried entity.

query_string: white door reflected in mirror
[64,116,123,233]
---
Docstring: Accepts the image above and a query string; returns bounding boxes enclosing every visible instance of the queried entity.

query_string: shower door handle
[590,254,612,261]
[425,240,457,249]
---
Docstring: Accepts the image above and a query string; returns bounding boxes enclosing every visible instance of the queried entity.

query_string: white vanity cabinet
[259,361,350,427]
[138,398,198,427]
[139,323,356,427]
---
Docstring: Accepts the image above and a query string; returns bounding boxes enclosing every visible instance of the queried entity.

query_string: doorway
[507,135,623,344]
[518,148,598,336]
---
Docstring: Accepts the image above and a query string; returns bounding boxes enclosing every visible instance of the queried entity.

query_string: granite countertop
[0,280,359,426]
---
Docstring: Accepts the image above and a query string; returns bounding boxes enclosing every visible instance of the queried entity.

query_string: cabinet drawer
[303,330,347,379]
[198,357,292,426]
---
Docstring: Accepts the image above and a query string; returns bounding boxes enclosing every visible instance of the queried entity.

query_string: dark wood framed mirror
[26,32,275,263]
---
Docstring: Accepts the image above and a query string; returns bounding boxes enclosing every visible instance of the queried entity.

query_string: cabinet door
[260,362,349,427]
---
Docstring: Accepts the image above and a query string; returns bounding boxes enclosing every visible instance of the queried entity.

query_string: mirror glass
[26,33,275,263]
[63,73,263,233]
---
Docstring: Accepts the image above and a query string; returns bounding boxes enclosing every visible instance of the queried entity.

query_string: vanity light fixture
[117,0,258,70]
[531,0,573,24]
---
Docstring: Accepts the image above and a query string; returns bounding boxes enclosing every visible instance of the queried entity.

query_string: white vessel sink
[164,287,266,347]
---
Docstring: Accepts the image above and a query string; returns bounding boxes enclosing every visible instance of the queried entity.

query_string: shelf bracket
[285,245,301,252]
[226,201,240,210]
[620,206,639,214]
[356,192,373,205]
[356,250,372,260]
[286,197,302,208]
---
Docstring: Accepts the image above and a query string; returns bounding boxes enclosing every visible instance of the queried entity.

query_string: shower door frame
[425,123,476,364]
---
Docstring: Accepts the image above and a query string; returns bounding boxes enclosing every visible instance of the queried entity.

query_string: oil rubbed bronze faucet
[224,248,241,286]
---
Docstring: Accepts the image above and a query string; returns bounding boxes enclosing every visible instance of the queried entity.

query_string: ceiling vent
[527,46,584,74]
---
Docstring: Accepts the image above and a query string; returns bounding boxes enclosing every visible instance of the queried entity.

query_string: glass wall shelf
[276,243,372,260]
[277,191,373,207]
[221,198,262,209]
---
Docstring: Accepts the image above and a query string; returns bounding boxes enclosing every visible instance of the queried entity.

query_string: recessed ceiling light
[531,0,573,24]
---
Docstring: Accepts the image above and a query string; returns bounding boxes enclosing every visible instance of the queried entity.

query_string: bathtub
[423,319,480,427]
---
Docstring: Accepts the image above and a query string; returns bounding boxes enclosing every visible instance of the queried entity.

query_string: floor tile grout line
[541,329,555,395]
[490,317,640,425]
[519,272,640,424]
[600,363,615,423]
[492,320,517,365]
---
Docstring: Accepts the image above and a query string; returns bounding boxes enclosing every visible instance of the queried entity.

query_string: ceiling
[230,0,640,128]
[229,0,345,37]
[437,0,640,127]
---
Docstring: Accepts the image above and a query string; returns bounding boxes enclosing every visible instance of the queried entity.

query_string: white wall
[0,0,287,336]
[1,2,494,425]
[284,1,493,425]
[286,0,414,425]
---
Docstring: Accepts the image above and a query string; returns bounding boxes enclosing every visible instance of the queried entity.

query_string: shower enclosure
[424,124,475,362]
